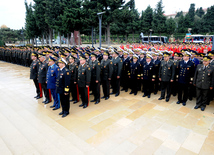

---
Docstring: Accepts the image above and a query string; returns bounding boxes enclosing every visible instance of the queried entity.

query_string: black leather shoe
[142,94,146,97]
[62,113,69,117]
[201,107,205,111]
[189,97,192,101]
[125,89,128,92]
[154,92,157,95]
[34,95,38,98]
[148,95,150,98]
[42,100,46,103]
[79,104,84,107]
[182,102,186,106]
[91,100,96,102]
[36,96,42,99]
[115,93,119,97]
[50,105,55,108]
[59,112,63,115]
[110,92,114,95]
[53,108,59,110]
[73,101,78,104]
[45,100,50,104]
[83,105,88,108]
[158,97,164,100]
[194,105,199,109]
[95,101,100,104]
[176,101,180,104]
[166,98,169,102]
[121,88,125,91]
[101,96,105,99]
[129,91,133,94]
[105,97,109,100]
[70,99,74,102]
[134,92,137,95]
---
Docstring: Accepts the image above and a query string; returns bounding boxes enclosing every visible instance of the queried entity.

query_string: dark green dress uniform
[56,66,71,116]
[152,58,161,94]
[68,62,78,103]
[100,58,113,100]
[177,60,195,105]
[172,58,180,96]
[78,63,91,108]
[38,56,50,104]
[90,59,101,104]
[30,56,41,99]
[159,59,175,101]
[193,63,214,111]
[111,55,123,96]
[121,56,130,92]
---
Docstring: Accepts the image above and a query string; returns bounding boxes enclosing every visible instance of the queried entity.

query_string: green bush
[0,40,5,46]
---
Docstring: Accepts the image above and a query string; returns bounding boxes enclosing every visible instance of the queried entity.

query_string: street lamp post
[97,11,106,48]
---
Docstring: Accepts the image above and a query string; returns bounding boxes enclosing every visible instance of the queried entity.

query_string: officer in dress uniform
[90,53,101,104]
[30,51,41,99]
[47,56,60,110]
[152,53,161,95]
[193,56,214,111]
[172,52,181,96]
[100,51,113,100]
[158,52,175,102]
[141,54,155,98]
[128,54,141,95]
[207,51,214,102]
[38,52,51,104]
[56,58,70,117]
[68,55,78,104]
[111,50,123,97]
[176,51,195,106]
[121,51,130,92]
[78,55,91,108]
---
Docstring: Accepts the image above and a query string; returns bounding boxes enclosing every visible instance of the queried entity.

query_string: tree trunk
[67,33,69,47]
[107,23,111,46]
[117,34,119,44]
[78,31,81,47]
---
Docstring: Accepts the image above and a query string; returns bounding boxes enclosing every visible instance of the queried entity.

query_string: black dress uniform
[38,54,50,103]
[56,64,71,116]
[153,58,161,94]
[172,58,180,96]
[159,55,175,102]
[193,60,214,111]
[90,58,101,104]
[78,62,91,108]
[129,60,141,95]
[30,53,41,99]
[100,57,113,100]
[141,60,155,97]
[177,59,195,105]
[121,55,130,92]
[68,60,78,104]
[111,54,123,96]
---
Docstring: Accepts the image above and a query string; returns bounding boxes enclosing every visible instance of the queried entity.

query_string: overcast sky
[0,0,213,30]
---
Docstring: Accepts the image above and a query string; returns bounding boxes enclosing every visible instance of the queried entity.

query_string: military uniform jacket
[86,59,92,68]
[193,64,214,89]
[112,56,123,77]
[91,60,101,82]
[159,60,175,82]
[141,62,155,80]
[153,59,161,79]
[122,57,131,77]
[68,63,78,82]
[77,63,91,87]
[46,64,59,89]
[100,59,113,80]
[129,62,141,79]
[38,61,49,83]
[173,59,180,80]
[30,59,40,80]
[178,60,195,84]
[56,67,70,94]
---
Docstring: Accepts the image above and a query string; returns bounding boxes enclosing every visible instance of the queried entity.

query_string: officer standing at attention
[56,58,70,117]
[47,56,60,110]
[100,51,113,100]
[38,52,51,104]
[78,55,91,108]
[158,52,175,102]
[121,51,130,92]
[30,51,41,99]
[90,53,101,104]
[68,55,78,104]
[193,56,214,111]
[111,50,123,97]
[177,51,195,106]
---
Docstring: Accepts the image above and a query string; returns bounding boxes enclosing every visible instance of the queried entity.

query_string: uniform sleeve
[109,61,113,79]
[55,66,59,80]
[74,65,78,82]
[190,63,195,82]
[193,66,199,85]
[171,62,176,81]
[86,67,91,86]
[159,62,162,78]
[117,58,123,76]
[64,70,71,93]
[211,68,214,88]
[96,62,101,81]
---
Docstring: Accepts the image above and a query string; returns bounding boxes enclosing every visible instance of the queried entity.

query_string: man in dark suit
[100,51,113,100]
[38,52,51,104]
[158,52,175,102]
[177,51,195,106]
[90,53,101,104]
[56,58,70,117]
[193,56,214,111]
[30,51,41,99]
[121,51,130,92]
[111,50,123,97]
[78,55,91,108]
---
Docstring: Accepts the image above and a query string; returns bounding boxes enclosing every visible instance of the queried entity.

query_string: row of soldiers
[1,45,214,116]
